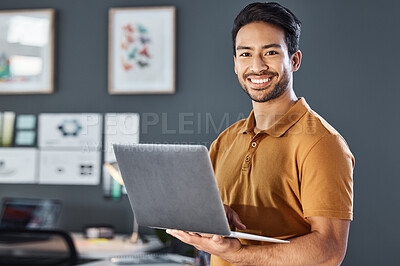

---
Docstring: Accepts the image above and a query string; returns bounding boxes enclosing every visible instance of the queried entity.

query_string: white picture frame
[108,7,176,94]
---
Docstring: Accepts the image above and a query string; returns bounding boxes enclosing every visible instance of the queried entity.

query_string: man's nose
[250,55,268,73]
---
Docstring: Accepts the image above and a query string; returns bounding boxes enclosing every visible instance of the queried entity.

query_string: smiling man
[167,2,354,265]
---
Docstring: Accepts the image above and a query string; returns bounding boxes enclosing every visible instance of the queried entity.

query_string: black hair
[232,2,301,56]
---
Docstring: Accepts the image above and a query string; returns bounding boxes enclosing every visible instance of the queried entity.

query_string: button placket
[242,137,258,169]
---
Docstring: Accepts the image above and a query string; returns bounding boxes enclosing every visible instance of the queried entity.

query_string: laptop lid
[113,143,232,236]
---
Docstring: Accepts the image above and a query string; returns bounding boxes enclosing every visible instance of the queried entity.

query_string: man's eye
[240,52,251,57]
[266,51,277,55]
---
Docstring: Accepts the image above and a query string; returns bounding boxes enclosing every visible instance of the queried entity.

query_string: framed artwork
[108,7,176,94]
[0,9,55,94]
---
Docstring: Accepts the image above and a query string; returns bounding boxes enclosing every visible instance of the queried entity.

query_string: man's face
[234,22,297,103]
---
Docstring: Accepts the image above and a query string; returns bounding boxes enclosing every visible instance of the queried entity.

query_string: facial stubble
[240,68,290,103]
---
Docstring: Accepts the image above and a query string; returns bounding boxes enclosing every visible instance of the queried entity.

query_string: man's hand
[166,229,242,260]
[224,204,246,230]
[165,205,246,261]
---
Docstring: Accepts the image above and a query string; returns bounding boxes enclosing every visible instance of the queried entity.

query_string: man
[167,2,354,265]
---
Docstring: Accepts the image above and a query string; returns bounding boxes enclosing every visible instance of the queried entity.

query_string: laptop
[0,197,62,230]
[113,143,289,244]
[0,198,62,243]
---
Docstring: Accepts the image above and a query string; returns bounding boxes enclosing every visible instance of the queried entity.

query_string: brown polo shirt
[209,98,354,266]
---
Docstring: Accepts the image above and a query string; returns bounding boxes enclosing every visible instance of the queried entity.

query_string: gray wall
[0,0,398,265]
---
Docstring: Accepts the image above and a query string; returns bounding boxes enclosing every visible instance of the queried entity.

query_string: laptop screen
[0,198,62,229]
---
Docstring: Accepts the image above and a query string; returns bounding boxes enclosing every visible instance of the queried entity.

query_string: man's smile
[246,75,276,89]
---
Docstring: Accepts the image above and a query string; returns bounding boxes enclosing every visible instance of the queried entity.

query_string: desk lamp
[104,162,139,243]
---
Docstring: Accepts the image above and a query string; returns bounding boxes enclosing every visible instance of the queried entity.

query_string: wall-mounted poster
[103,113,139,197]
[38,113,102,149]
[0,148,38,183]
[39,150,100,185]
[108,7,175,94]
[0,9,55,94]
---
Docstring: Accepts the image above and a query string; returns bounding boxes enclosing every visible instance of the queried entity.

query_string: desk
[72,233,164,259]
[78,254,194,266]
[72,233,194,266]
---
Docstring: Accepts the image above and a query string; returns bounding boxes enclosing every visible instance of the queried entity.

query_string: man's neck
[252,89,298,134]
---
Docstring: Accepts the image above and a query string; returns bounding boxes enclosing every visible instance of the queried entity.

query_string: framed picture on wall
[108,7,176,94]
[0,9,55,94]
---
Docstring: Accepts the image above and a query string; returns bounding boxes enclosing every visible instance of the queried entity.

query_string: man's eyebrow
[262,44,282,49]
[236,44,282,50]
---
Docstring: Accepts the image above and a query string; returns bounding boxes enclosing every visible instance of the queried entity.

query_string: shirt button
[245,156,250,162]
[251,142,257,148]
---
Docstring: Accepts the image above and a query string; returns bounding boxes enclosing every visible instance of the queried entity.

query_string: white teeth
[250,78,271,84]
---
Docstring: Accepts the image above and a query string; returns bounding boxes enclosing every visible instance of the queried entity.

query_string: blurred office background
[0,0,398,265]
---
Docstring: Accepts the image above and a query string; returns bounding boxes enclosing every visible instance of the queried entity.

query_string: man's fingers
[212,235,223,242]
[225,205,247,230]
[232,212,247,230]
[199,233,214,238]
[166,229,206,245]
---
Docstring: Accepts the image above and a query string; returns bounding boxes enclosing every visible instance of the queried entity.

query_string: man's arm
[167,216,350,266]
[232,216,350,265]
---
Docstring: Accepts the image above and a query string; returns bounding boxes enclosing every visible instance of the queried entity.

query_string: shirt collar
[239,97,310,137]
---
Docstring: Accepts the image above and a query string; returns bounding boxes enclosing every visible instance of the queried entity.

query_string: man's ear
[291,50,302,72]
[234,55,238,74]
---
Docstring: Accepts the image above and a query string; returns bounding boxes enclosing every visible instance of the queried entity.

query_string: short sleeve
[301,134,354,220]
[209,139,219,170]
